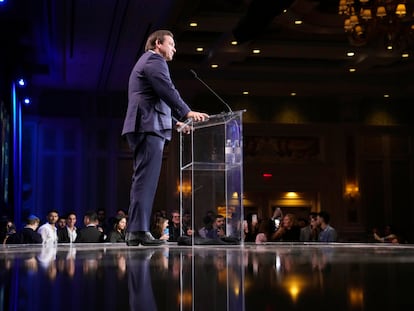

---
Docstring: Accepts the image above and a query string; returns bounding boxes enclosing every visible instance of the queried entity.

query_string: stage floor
[1,242,414,310]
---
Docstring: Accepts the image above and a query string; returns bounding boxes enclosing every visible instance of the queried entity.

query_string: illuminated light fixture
[402,52,409,57]
[189,22,198,27]
[242,91,249,95]
[346,51,355,56]
[384,94,390,98]
[349,68,357,72]
[252,49,261,54]
[17,79,26,87]
[338,0,414,51]
[231,40,238,45]
[294,20,303,25]
[344,182,360,200]
[286,192,299,198]
[196,47,203,52]
[211,64,218,68]
[262,173,272,178]
[23,98,31,105]
[290,92,297,96]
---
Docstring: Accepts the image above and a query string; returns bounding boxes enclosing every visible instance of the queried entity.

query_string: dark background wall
[7,90,413,243]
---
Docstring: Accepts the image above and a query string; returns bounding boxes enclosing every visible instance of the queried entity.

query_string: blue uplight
[23,97,31,105]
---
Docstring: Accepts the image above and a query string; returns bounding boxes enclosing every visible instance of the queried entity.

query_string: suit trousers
[126,133,165,232]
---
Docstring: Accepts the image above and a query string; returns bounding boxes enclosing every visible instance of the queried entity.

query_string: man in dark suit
[122,29,209,246]
[75,211,104,243]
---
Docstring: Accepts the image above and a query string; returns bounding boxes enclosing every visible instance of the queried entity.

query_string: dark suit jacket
[75,225,104,243]
[122,51,191,140]
[57,227,70,243]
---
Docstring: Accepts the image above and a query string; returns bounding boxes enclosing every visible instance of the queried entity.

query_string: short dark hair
[318,211,330,224]
[145,30,173,51]
[84,210,98,222]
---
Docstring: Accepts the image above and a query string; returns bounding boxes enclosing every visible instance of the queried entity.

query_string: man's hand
[186,111,209,122]
[176,121,192,134]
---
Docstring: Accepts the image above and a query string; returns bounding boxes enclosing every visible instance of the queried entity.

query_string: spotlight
[23,98,31,105]
[17,79,26,87]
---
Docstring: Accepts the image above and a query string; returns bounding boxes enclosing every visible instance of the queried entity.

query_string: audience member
[150,216,169,241]
[75,210,104,243]
[106,215,127,243]
[255,218,271,244]
[58,212,77,243]
[198,211,215,238]
[317,211,338,242]
[2,219,16,244]
[6,215,42,244]
[300,212,320,242]
[206,214,226,240]
[38,209,59,245]
[244,213,259,242]
[57,217,66,230]
[182,210,193,236]
[96,208,110,234]
[270,207,283,233]
[168,210,183,242]
[270,213,301,242]
[372,225,401,243]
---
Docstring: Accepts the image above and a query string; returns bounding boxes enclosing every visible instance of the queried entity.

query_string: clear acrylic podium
[178,110,245,245]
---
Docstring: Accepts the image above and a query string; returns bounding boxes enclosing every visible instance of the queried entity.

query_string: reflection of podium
[178,110,245,245]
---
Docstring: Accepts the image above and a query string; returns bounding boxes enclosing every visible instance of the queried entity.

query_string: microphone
[190,69,233,113]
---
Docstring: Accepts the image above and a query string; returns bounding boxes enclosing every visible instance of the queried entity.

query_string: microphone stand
[190,69,233,114]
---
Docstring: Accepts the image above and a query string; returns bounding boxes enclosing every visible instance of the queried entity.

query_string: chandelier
[338,0,414,51]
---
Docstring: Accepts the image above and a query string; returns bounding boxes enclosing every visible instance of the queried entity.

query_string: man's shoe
[125,232,141,246]
[139,232,166,246]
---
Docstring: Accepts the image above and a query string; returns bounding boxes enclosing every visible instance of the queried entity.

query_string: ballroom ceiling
[2,0,414,108]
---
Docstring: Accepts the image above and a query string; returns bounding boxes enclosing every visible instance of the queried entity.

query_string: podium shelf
[181,162,242,171]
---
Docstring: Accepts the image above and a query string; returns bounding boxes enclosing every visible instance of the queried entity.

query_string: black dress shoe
[139,232,166,246]
[125,231,166,246]
[125,232,140,246]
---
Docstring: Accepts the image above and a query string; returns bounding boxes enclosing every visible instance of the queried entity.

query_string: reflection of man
[127,250,158,311]
[122,29,209,246]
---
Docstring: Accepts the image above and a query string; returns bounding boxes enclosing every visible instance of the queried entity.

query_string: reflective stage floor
[1,242,414,311]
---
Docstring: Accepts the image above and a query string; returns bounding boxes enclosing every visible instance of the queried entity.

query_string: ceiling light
[294,20,303,25]
[339,0,414,51]
[189,22,198,27]
[346,51,355,57]
[290,92,296,96]
[242,91,249,95]
[196,47,203,52]
[211,64,218,68]
[231,41,238,45]
[384,94,390,98]
[402,52,409,58]
[349,68,356,72]
[252,49,261,54]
